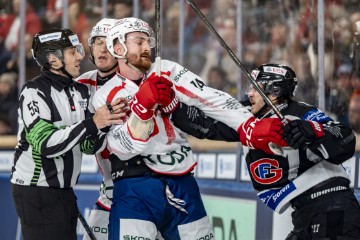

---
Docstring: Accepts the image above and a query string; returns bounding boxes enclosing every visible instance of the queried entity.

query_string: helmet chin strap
[50,62,74,79]
[122,56,144,74]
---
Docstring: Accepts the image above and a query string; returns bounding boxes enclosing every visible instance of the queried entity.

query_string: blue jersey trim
[302,109,332,123]
[258,182,296,211]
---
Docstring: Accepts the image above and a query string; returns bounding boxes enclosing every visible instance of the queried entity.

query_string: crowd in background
[1,0,360,139]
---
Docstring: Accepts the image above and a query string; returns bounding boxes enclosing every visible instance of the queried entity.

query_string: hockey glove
[238,116,288,154]
[155,72,180,114]
[283,120,324,150]
[130,72,174,121]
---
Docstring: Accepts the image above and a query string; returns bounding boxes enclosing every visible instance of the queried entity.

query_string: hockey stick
[155,0,161,75]
[185,0,287,125]
[77,206,97,240]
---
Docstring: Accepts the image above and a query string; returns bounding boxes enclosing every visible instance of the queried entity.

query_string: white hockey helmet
[106,17,155,59]
[88,18,116,47]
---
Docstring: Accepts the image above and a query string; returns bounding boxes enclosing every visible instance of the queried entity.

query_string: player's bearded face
[125,32,153,73]
[126,50,152,73]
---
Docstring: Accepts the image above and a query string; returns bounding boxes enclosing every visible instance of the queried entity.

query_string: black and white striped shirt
[11,70,102,188]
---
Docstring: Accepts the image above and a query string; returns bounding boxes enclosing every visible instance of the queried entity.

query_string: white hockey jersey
[76,70,113,209]
[93,59,253,174]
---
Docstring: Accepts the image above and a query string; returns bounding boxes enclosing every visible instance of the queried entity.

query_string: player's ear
[47,53,60,67]
[114,43,125,55]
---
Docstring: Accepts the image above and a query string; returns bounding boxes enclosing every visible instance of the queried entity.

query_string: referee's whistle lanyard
[159,177,188,214]
[64,86,76,111]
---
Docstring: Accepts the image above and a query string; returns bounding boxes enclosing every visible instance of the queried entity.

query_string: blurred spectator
[112,0,133,19]
[0,41,12,75]
[0,72,18,134]
[292,54,318,105]
[24,33,41,80]
[328,63,354,125]
[4,0,42,53]
[162,1,180,61]
[207,66,236,97]
[348,90,360,150]
[140,0,155,27]
[0,115,12,135]
[257,21,290,65]
[68,0,89,41]
[44,0,62,29]
[0,0,15,42]
[0,0,41,75]
[200,17,239,84]
[6,33,41,81]
[84,0,109,19]
[28,0,47,19]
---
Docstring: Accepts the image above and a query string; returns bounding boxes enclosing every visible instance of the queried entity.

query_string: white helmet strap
[115,39,143,73]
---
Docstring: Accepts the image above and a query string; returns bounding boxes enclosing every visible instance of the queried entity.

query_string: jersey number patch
[27,101,39,116]
[190,78,205,91]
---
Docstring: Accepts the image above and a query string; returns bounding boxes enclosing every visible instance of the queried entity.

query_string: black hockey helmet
[250,63,298,98]
[32,28,84,69]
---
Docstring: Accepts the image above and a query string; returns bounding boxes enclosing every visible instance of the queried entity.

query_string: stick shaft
[155,0,161,75]
[77,207,97,240]
[186,0,287,124]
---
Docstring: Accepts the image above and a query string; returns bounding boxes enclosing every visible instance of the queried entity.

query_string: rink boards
[0,150,359,240]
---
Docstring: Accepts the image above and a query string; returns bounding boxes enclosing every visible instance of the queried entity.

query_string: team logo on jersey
[78,99,88,110]
[249,158,282,184]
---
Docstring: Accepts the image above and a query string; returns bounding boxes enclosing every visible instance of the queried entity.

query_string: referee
[10,28,126,240]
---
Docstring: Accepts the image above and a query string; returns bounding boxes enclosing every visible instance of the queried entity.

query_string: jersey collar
[42,70,74,91]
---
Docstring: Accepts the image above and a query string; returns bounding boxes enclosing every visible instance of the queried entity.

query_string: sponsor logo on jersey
[197,233,215,240]
[91,226,107,234]
[78,99,88,110]
[249,158,283,184]
[174,68,189,82]
[123,235,151,240]
[303,109,331,122]
[258,181,296,211]
[39,32,62,43]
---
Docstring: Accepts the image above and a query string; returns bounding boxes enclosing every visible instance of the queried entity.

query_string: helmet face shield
[125,36,156,48]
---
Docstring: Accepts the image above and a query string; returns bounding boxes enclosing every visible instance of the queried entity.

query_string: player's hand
[93,98,128,129]
[131,72,175,120]
[154,71,180,114]
[238,116,288,154]
[283,120,324,149]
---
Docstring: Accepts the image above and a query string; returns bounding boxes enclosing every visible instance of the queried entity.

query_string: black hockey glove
[283,120,324,150]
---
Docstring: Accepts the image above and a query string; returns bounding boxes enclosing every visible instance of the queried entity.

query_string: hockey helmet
[88,18,116,47]
[250,63,298,98]
[106,17,155,59]
[32,28,84,69]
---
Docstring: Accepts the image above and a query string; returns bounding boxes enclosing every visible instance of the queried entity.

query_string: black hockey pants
[285,179,360,240]
[11,184,78,240]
